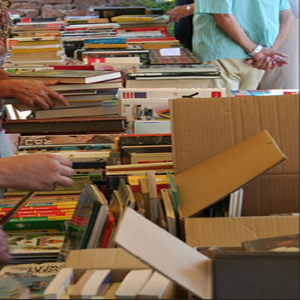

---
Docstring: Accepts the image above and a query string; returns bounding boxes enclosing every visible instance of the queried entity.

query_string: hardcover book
[3,116,127,134]
[111,15,164,22]
[9,69,122,84]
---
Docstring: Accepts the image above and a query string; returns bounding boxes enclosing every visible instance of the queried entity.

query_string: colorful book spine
[100,208,116,248]
[115,26,167,34]
[83,37,127,44]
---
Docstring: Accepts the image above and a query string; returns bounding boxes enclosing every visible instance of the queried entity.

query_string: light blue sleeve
[195,0,233,14]
[280,0,291,10]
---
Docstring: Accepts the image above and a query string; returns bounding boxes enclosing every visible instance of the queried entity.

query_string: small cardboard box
[170,94,299,216]
[61,248,186,299]
[115,207,300,299]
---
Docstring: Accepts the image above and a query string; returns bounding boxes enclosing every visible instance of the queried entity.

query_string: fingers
[45,87,69,107]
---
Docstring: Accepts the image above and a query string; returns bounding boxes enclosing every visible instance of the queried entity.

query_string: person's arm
[0,70,69,110]
[0,154,75,191]
[271,9,296,50]
[0,229,11,266]
[166,3,194,23]
[213,14,290,71]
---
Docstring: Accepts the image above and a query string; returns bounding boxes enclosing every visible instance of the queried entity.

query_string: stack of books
[61,18,120,57]
[125,63,221,88]
[5,69,124,119]
[7,20,65,66]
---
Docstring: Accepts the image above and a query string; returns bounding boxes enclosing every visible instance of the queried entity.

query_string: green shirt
[193,0,291,61]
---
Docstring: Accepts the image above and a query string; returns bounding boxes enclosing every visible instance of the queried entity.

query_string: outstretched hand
[0,78,69,109]
[0,154,75,191]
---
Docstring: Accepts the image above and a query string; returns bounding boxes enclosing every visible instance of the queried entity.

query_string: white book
[115,270,153,299]
[43,268,74,299]
[119,87,225,100]
[137,271,174,299]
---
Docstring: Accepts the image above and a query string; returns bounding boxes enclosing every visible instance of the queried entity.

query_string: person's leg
[203,59,265,96]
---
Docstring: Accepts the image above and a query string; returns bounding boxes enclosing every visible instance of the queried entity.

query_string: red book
[100,208,116,248]
[49,65,95,70]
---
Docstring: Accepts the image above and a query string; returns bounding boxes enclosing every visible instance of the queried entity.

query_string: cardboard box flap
[175,130,286,218]
[114,207,213,299]
[65,248,149,270]
[185,216,300,248]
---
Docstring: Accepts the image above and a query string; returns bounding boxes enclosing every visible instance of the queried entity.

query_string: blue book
[84,37,127,44]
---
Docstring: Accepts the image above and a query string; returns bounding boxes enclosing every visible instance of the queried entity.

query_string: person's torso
[193,0,291,61]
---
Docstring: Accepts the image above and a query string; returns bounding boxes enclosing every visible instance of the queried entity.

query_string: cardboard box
[115,207,300,299]
[185,215,299,248]
[170,94,299,216]
[62,248,186,299]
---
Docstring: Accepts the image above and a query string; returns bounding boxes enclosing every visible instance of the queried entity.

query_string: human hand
[0,229,11,266]
[0,154,75,191]
[166,4,194,23]
[245,47,289,71]
[0,79,69,109]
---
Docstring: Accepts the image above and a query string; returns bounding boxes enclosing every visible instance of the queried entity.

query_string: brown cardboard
[174,130,286,217]
[185,215,299,248]
[170,94,299,215]
[115,207,300,299]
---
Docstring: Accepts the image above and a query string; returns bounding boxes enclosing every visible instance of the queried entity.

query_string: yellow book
[111,15,164,22]
[14,40,61,46]
[11,47,62,53]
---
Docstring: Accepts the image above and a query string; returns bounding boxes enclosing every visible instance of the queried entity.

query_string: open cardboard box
[114,207,300,300]
[170,94,299,216]
[59,248,186,299]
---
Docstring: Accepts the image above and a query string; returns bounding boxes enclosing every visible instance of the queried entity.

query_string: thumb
[245,58,255,64]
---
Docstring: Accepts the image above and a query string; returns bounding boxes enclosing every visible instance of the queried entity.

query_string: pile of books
[6,20,65,66]
[4,68,124,119]
[125,63,222,88]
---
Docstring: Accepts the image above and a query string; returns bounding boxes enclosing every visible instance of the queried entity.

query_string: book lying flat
[3,116,127,134]
[9,69,122,84]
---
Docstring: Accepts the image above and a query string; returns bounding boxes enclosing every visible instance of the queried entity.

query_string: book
[160,189,176,236]
[111,15,164,22]
[0,276,54,299]
[119,87,224,100]
[19,133,120,146]
[43,268,74,299]
[115,269,153,299]
[32,105,119,119]
[149,48,200,65]
[133,64,219,73]
[115,26,167,35]
[125,78,212,89]
[99,207,116,248]
[136,271,174,299]
[242,234,300,252]
[57,185,108,261]
[69,269,111,299]
[0,262,64,278]
[83,43,128,49]
[230,89,299,97]
[47,81,123,91]
[83,37,127,44]
[9,69,122,84]
[3,116,127,134]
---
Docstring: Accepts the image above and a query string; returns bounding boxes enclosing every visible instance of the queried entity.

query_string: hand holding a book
[0,228,11,266]
[0,154,75,191]
[0,78,69,110]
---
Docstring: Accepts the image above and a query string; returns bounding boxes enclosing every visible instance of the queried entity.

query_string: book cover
[242,234,300,252]
[9,69,122,84]
[57,185,105,261]
[0,276,54,299]
[7,233,65,255]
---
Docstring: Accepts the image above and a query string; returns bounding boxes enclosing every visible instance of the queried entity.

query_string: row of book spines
[3,215,73,222]
[0,201,77,211]
[0,205,76,212]
[0,210,74,217]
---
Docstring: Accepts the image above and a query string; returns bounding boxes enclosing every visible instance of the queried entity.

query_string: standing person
[169,0,195,51]
[168,0,295,96]
[259,0,299,90]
